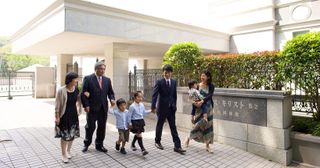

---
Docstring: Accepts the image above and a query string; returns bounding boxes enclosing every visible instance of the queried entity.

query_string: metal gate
[0,72,34,98]
[129,67,162,102]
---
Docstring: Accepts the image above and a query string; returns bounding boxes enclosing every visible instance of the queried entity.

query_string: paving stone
[0,98,309,168]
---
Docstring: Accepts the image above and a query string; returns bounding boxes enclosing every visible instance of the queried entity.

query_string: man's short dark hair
[65,72,78,85]
[188,80,197,89]
[162,64,173,72]
[116,98,126,108]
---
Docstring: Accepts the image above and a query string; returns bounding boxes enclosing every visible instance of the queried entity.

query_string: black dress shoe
[155,143,164,150]
[120,148,127,154]
[82,146,88,153]
[174,147,186,154]
[115,142,120,151]
[96,146,108,153]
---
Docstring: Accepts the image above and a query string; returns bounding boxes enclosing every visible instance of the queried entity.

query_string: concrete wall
[230,30,275,53]
[65,2,229,52]
[275,0,320,50]
[291,132,320,167]
[11,2,65,54]
[209,0,320,53]
[208,0,274,32]
[35,67,55,98]
[176,87,292,165]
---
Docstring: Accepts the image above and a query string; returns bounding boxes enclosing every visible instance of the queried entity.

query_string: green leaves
[195,51,281,89]
[1,43,49,72]
[163,42,202,86]
[280,32,320,120]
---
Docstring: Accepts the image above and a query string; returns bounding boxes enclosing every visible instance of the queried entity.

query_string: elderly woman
[55,72,81,163]
[185,70,215,153]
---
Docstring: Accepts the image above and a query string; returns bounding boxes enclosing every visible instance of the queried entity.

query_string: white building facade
[11,0,320,99]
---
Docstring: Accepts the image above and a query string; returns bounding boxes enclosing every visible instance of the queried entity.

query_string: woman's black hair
[65,72,79,85]
[116,98,126,108]
[202,70,212,84]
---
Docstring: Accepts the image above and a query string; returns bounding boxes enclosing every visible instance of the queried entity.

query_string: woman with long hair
[185,70,214,153]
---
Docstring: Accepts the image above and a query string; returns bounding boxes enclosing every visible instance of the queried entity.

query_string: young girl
[55,72,81,163]
[128,91,151,156]
[110,98,131,154]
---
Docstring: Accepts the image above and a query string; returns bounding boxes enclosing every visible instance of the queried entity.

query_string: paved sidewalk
[0,97,306,168]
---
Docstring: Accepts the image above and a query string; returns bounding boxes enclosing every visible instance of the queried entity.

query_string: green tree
[163,42,202,86]
[0,43,49,72]
[279,32,320,120]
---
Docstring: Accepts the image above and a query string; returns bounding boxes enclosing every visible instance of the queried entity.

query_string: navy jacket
[81,73,115,113]
[151,78,177,113]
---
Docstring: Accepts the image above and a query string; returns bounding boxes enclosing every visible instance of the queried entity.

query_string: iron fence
[0,72,34,98]
[129,67,162,102]
[288,75,319,115]
[128,67,318,116]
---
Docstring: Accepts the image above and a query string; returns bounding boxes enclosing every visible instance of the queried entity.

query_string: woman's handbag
[54,124,61,138]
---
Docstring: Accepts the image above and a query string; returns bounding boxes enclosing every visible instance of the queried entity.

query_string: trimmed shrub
[194,51,282,89]
[312,123,320,136]
[279,32,320,120]
[163,42,201,86]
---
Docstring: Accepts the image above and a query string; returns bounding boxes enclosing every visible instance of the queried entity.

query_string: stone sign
[213,95,267,126]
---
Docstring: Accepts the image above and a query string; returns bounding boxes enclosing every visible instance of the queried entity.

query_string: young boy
[188,80,208,124]
[109,98,131,154]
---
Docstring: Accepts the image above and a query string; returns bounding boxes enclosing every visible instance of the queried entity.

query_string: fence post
[8,70,12,100]
[134,65,137,92]
[129,71,132,99]
[74,61,78,73]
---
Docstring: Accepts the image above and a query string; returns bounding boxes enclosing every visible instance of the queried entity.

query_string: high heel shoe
[62,155,69,163]
[66,152,72,159]
[206,147,213,154]
[184,138,190,148]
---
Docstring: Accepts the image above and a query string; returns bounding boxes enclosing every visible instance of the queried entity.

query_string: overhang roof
[11,0,229,58]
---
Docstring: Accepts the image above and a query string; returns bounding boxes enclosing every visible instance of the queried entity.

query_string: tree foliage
[0,43,49,72]
[194,51,282,90]
[163,42,201,86]
[279,32,320,120]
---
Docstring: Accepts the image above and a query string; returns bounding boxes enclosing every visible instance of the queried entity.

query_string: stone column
[143,59,148,69]
[104,43,129,100]
[104,43,114,82]
[56,54,73,88]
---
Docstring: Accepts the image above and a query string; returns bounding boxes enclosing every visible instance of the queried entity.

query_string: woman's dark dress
[56,89,80,141]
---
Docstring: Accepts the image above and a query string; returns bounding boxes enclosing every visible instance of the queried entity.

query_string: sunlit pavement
[0,97,306,168]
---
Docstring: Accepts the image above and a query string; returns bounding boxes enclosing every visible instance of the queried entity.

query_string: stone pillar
[214,89,292,165]
[143,59,148,69]
[104,43,114,82]
[56,54,73,88]
[176,87,293,165]
[104,43,129,100]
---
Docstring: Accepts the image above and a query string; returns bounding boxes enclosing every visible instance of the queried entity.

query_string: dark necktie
[166,80,170,87]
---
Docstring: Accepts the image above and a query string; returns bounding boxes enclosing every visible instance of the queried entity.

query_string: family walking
[54,62,214,163]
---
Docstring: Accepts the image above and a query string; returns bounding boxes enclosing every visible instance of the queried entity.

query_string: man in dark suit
[81,61,115,153]
[151,64,186,154]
